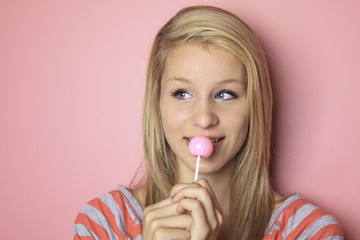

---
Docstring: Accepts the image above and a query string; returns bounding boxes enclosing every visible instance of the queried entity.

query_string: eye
[215,90,239,100]
[171,89,193,100]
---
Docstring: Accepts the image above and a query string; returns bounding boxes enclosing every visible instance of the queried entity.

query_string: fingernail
[171,194,176,199]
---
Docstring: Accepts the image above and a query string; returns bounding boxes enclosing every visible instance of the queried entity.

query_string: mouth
[185,137,225,144]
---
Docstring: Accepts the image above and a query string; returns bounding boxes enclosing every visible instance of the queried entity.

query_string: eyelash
[171,88,192,99]
[215,89,239,100]
[170,88,239,100]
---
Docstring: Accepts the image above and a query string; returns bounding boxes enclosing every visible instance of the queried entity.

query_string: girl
[74,6,343,239]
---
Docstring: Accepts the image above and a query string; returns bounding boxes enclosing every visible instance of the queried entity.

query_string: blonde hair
[141,5,274,239]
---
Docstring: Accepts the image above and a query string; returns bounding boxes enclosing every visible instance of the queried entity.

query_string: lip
[184,136,225,146]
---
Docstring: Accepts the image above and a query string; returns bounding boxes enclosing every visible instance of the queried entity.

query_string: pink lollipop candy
[189,136,213,157]
[188,136,213,181]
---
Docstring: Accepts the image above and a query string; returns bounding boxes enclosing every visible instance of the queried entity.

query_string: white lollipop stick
[194,155,201,181]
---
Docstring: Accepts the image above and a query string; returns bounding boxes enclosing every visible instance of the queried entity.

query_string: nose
[191,99,219,129]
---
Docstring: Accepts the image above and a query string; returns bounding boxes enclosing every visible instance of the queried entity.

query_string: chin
[196,161,224,174]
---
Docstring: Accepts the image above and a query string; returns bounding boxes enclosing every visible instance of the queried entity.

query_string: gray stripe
[266,210,285,235]
[282,203,318,239]
[298,215,340,240]
[272,224,281,233]
[266,210,283,235]
[99,193,127,236]
[80,203,119,240]
[124,200,142,226]
[127,234,142,240]
[74,223,101,240]
[324,236,344,240]
[118,185,144,219]
[266,194,303,233]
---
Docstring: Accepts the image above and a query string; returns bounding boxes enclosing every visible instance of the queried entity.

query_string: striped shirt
[264,194,343,239]
[74,186,142,240]
[74,186,343,239]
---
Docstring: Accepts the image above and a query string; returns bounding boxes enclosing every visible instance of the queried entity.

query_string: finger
[169,182,201,198]
[172,186,211,204]
[196,179,224,229]
[173,186,220,231]
[143,198,172,216]
[153,227,190,240]
[215,208,223,228]
[170,179,221,213]
[150,214,192,230]
[143,202,187,239]
[143,201,178,225]
[176,198,207,223]
[176,198,210,239]
[195,178,223,213]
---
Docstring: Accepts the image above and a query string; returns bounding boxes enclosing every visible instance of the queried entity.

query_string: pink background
[1,0,359,239]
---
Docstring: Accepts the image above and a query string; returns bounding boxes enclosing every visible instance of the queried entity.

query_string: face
[159,44,249,179]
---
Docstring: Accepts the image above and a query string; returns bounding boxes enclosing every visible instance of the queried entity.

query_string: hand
[169,178,224,240]
[142,197,192,239]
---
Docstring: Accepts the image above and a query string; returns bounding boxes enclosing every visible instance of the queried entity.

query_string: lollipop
[188,136,214,181]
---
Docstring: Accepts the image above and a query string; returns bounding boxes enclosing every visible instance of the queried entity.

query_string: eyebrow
[216,78,245,85]
[166,77,246,85]
[165,77,191,83]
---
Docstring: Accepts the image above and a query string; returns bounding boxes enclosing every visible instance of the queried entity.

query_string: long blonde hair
[141,5,274,239]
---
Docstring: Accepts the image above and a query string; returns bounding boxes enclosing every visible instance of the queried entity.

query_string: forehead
[162,43,246,84]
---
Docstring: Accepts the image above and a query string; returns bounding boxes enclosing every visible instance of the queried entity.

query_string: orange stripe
[277,198,308,237]
[110,190,142,237]
[286,208,329,239]
[73,234,95,240]
[307,224,344,240]
[88,197,125,238]
[74,212,110,240]
[263,229,281,239]
[73,234,81,240]
[127,219,142,238]
[117,192,142,238]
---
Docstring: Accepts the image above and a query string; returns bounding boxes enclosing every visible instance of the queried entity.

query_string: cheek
[160,101,186,137]
[226,108,249,139]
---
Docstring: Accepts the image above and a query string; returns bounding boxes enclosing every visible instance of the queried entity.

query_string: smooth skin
[137,44,284,239]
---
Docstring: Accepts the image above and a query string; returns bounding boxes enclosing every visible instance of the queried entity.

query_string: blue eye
[215,90,238,100]
[171,89,192,100]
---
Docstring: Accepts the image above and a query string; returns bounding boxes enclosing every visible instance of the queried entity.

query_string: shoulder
[74,185,143,240]
[264,194,343,240]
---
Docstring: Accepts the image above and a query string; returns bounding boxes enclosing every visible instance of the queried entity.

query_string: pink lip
[184,136,225,146]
